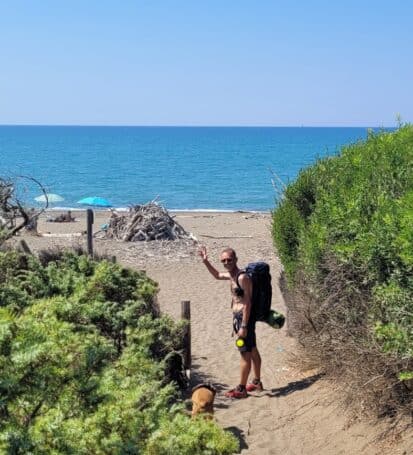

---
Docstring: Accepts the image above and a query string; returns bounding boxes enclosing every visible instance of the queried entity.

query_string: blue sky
[0,1,411,126]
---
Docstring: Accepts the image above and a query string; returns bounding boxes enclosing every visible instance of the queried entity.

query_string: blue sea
[0,126,390,212]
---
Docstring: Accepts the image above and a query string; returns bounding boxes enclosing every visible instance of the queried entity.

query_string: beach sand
[13,210,412,455]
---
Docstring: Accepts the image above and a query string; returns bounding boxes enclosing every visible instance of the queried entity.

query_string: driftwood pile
[104,203,194,242]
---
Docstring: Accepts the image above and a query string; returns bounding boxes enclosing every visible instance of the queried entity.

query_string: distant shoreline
[42,207,271,214]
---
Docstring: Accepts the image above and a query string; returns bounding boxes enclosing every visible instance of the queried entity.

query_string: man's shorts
[233,310,257,352]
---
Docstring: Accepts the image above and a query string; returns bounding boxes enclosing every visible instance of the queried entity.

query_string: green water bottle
[266,309,285,329]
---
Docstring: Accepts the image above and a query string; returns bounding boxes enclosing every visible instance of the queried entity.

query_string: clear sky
[1,1,412,126]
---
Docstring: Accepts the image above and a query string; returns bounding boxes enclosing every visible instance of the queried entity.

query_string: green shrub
[272,125,413,415]
[145,413,239,455]
[0,250,236,454]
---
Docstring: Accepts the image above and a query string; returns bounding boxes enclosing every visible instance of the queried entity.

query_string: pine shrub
[0,250,238,454]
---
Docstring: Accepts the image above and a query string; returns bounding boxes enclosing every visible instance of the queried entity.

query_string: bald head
[221,247,237,259]
[220,248,238,271]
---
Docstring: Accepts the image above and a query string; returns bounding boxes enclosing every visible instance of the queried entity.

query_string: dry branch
[0,175,48,243]
[104,202,196,242]
[200,234,253,239]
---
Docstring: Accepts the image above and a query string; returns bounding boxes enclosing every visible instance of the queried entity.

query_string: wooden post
[181,300,191,376]
[18,239,32,255]
[86,209,94,256]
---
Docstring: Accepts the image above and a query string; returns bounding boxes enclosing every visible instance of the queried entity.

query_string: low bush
[272,125,413,416]
[0,250,238,454]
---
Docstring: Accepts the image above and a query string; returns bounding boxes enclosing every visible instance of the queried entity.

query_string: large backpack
[236,262,272,321]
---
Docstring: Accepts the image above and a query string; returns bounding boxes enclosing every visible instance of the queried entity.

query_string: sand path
[19,211,411,454]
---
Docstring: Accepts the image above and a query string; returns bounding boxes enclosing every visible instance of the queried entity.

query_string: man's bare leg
[251,347,261,381]
[240,352,252,385]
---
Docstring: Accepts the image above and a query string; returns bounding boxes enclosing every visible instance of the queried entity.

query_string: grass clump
[272,125,413,417]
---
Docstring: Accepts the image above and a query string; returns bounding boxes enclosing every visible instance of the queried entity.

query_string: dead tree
[0,176,48,244]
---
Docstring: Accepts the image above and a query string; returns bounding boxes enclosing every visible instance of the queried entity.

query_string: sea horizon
[0,123,396,128]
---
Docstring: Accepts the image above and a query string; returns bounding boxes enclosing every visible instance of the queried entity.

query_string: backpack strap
[236,270,246,288]
[235,270,247,296]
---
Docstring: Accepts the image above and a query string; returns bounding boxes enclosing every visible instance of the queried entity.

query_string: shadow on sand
[256,373,324,398]
[224,426,248,451]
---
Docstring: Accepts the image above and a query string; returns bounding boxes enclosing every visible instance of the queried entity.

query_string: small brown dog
[191,383,216,418]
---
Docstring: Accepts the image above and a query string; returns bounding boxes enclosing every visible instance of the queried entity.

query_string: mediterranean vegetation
[272,124,413,416]
[0,248,238,454]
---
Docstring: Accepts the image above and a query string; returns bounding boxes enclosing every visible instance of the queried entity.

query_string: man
[199,245,263,398]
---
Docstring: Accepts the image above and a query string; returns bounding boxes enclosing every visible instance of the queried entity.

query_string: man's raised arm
[198,245,228,280]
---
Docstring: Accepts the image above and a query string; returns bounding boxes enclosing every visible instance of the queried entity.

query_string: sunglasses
[221,258,234,264]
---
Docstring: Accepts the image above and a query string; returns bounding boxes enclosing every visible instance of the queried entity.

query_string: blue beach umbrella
[77,196,112,208]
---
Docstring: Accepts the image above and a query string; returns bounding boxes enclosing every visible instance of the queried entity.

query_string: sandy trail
[17,211,412,455]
